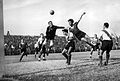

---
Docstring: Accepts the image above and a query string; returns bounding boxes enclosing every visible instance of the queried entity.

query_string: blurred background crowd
[4,32,120,56]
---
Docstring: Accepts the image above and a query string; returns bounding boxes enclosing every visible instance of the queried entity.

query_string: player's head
[62,29,68,36]
[94,34,97,38]
[103,22,109,29]
[48,21,53,27]
[68,19,74,26]
[40,33,44,37]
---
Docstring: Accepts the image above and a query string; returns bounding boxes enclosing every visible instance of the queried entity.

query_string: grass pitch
[3,50,120,81]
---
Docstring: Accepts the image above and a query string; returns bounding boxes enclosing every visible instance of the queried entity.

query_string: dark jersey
[69,22,86,40]
[20,42,27,50]
[20,42,27,53]
[46,25,64,40]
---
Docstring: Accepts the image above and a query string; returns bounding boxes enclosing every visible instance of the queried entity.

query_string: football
[50,10,54,15]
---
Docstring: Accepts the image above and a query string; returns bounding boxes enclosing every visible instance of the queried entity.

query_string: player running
[62,28,75,65]
[90,34,100,58]
[19,39,28,62]
[37,33,47,61]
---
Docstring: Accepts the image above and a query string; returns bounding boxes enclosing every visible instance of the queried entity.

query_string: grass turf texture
[2,50,120,81]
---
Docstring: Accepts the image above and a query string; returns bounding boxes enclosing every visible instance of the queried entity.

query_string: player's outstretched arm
[56,26,65,29]
[77,12,86,24]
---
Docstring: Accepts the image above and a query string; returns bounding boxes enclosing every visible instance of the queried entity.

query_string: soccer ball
[50,10,54,15]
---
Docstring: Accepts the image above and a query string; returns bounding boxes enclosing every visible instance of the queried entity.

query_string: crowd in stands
[4,35,120,55]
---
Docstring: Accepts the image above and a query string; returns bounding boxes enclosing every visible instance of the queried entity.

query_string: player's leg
[48,40,54,52]
[62,48,68,63]
[98,40,108,66]
[98,50,104,66]
[104,50,110,66]
[42,53,46,60]
[19,49,25,62]
[90,48,94,58]
[20,52,24,62]
[98,41,106,66]
[35,48,37,58]
[67,46,73,65]
[104,41,113,65]
[81,35,94,47]
[20,48,27,62]
[38,50,42,61]
[97,44,101,55]
[43,39,49,56]
[34,48,36,58]
[97,48,100,55]
[42,45,46,60]
[38,44,42,61]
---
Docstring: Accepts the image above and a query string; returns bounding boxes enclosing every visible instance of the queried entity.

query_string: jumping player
[43,21,64,55]
[98,22,118,66]
[67,12,95,48]
[62,28,75,65]
[90,34,100,58]
[19,39,28,62]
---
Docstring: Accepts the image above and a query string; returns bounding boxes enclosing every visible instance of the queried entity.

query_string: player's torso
[69,23,85,35]
[21,42,27,49]
[91,38,98,45]
[48,26,56,34]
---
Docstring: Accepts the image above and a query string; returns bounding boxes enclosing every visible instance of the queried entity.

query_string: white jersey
[91,38,98,45]
[66,31,74,42]
[34,43,39,48]
[99,28,116,40]
[37,37,44,45]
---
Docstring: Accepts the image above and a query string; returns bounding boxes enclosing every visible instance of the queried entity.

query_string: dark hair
[68,19,74,23]
[40,33,44,36]
[104,22,109,28]
[48,21,52,24]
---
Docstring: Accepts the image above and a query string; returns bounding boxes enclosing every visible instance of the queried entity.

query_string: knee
[62,49,67,54]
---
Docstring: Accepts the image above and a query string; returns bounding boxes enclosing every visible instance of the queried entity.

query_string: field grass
[2,50,120,81]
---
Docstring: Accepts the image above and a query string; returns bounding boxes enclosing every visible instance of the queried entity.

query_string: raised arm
[77,12,86,24]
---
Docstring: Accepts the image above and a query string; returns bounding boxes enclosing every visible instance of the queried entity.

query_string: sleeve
[46,27,49,36]
[110,29,118,42]
[99,31,103,40]
[110,29,117,39]
[56,26,64,29]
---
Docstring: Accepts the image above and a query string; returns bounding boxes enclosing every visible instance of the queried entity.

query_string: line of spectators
[4,35,120,55]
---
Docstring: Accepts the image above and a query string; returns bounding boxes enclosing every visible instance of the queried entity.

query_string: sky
[3,0,120,36]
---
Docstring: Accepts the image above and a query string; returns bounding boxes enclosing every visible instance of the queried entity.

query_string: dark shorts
[21,48,26,53]
[35,47,39,53]
[93,43,100,51]
[38,44,46,52]
[38,44,42,51]
[75,31,86,41]
[101,40,113,51]
[65,40,75,52]
[46,36,55,40]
